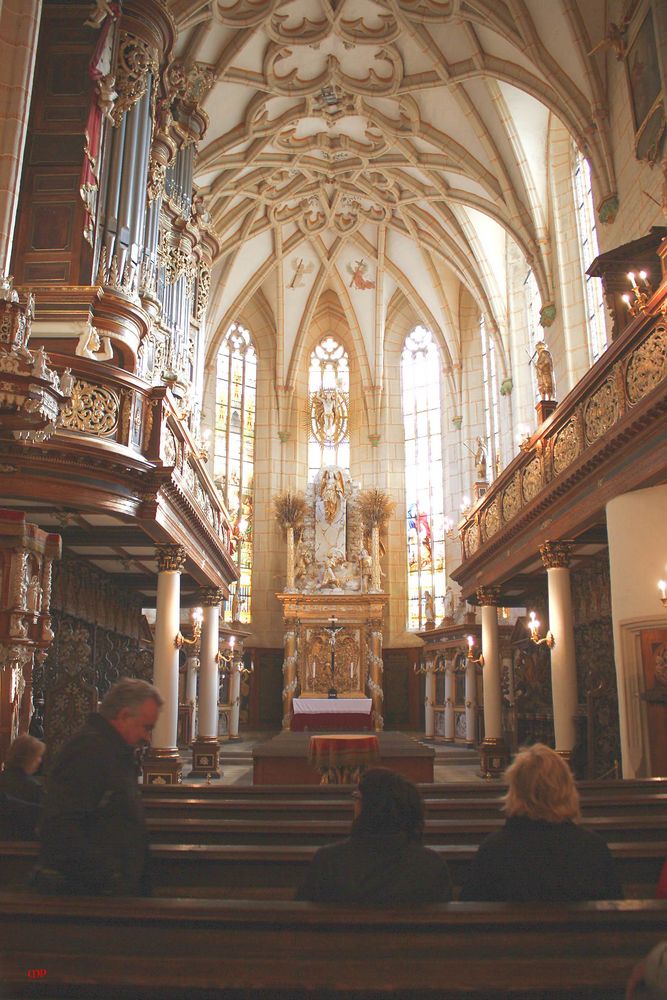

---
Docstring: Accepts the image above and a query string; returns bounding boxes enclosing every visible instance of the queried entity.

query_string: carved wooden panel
[11,9,93,285]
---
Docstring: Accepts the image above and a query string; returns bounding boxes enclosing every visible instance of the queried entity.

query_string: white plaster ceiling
[169,0,614,383]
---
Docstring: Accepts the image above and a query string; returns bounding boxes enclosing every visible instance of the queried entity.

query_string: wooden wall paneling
[11,8,94,285]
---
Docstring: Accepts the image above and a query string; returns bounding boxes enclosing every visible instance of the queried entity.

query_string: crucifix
[324,616,344,698]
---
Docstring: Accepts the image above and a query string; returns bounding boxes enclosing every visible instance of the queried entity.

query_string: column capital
[476,585,502,606]
[199,587,224,607]
[156,543,186,572]
[540,541,573,570]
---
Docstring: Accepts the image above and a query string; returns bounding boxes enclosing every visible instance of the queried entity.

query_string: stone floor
[179,732,484,785]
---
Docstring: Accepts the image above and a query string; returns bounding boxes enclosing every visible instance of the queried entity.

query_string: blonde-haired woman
[460,743,622,901]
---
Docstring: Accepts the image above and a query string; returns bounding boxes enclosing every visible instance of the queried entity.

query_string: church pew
[2,893,667,999]
[140,777,667,799]
[0,840,664,898]
[142,813,667,846]
[142,791,667,821]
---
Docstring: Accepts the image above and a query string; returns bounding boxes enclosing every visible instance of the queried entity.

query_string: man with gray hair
[34,678,163,896]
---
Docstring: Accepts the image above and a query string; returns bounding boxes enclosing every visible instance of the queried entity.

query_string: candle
[349,663,353,679]
[311,662,316,681]
[659,580,667,600]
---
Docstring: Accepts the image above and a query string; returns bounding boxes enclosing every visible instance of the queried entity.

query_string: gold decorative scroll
[61,379,119,437]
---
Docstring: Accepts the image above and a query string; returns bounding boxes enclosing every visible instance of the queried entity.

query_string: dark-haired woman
[295,767,452,905]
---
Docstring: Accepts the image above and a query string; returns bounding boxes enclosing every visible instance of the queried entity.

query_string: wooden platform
[252,731,435,785]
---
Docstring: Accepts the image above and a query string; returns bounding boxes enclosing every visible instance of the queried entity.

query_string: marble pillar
[282,623,297,729]
[190,588,223,778]
[444,661,455,742]
[477,586,509,778]
[465,658,477,745]
[424,661,435,738]
[540,541,577,760]
[369,619,384,731]
[143,544,186,784]
[229,664,241,740]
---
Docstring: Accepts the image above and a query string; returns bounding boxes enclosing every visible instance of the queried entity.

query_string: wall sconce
[622,270,652,317]
[175,607,203,649]
[517,424,532,451]
[198,428,212,462]
[659,580,667,608]
[466,634,484,666]
[444,517,460,540]
[528,610,555,648]
[414,657,447,675]
[459,496,472,519]
[216,634,238,672]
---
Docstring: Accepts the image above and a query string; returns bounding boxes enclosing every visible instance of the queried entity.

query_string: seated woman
[460,743,622,902]
[0,734,44,803]
[295,768,452,905]
[0,734,45,840]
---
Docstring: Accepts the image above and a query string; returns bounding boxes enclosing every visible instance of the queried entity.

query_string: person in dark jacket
[0,734,45,840]
[460,742,622,902]
[34,677,163,896]
[0,734,44,804]
[295,767,452,905]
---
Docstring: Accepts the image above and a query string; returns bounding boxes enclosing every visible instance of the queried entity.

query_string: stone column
[190,588,223,778]
[465,658,477,745]
[282,622,297,730]
[424,660,435,738]
[477,586,509,778]
[370,523,381,593]
[143,544,186,784]
[368,619,384,731]
[285,525,295,592]
[0,0,41,276]
[184,651,198,740]
[444,660,455,742]
[540,541,577,760]
[229,661,241,740]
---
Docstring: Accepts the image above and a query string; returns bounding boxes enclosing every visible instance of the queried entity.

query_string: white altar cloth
[292,698,372,714]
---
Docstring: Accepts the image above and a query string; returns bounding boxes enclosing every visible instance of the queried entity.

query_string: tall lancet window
[480,316,501,479]
[402,326,446,631]
[214,322,256,623]
[308,335,349,482]
[573,145,607,362]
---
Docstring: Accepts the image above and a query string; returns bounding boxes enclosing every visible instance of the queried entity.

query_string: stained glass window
[573,145,607,362]
[214,322,256,623]
[308,335,349,482]
[402,326,446,630]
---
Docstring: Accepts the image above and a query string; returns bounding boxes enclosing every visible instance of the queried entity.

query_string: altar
[275,466,390,733]
[291,696,373,732]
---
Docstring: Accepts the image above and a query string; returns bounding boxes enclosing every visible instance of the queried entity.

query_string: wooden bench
[1,840,664,897]
[141,792,667,824]
[141,812,667,847]
[2,893,667,999]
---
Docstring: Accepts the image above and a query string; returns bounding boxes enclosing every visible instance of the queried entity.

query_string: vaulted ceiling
[170,0,614,381]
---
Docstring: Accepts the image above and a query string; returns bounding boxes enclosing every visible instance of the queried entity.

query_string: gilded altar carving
[464,520,480,557]
[156,544,187,573]
[61,379,119,437]
[112,33,158,126]
[476,585,501,607]
[553,417,580,475]
[584,376,621,444]
[540,540,573,570]
[625,324,667,404]
[195,265,211,320]
[482,499,500,541]
[163,426,178,466]
[502,474,521,523]
[522,456,542,502]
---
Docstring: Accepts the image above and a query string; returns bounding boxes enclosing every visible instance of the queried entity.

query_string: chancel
[0,0,666,997]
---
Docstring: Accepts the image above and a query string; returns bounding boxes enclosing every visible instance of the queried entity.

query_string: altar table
[308,733,380,784]
[291,697,373,732]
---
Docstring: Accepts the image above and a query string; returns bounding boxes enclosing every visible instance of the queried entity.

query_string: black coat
[295,831,453,905]
[0,766,42,804]
[459,814,623,902]
[37,714,150,896]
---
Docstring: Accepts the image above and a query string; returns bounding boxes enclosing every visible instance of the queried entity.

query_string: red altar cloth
[291,711,373,732]
[308,733,380,784]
